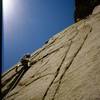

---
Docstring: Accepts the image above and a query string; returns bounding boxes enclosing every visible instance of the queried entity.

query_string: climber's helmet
[22,53,31,59]
[20,53,31,63]
[25,53,31,58]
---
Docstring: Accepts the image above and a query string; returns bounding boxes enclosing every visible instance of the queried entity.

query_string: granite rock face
[1,12,100,100]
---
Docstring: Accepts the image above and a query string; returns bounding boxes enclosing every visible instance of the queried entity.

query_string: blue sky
[3,0,75,72]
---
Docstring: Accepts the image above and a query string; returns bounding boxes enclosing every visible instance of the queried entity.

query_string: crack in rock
[52,24,92,100]
[52,32,89,100]
[42,23,92,100]
[30,42,71,66]
[42,41,72,100]
[25,73,55,86]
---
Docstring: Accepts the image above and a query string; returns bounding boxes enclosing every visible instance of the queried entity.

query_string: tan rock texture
[1,12,100,100]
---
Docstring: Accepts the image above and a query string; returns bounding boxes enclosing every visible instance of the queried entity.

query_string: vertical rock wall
[1,11,100,100]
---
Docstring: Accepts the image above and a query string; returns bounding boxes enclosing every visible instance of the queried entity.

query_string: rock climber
[20,53,31,67]
[15,53,31,72]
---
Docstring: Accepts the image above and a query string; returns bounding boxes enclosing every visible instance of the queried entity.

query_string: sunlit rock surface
[1,12,100,100]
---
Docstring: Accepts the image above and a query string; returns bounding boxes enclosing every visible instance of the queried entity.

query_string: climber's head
[24,53,31,58]
[26,54,31,58]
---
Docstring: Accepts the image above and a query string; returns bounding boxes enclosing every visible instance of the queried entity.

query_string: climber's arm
[15,64,22,72]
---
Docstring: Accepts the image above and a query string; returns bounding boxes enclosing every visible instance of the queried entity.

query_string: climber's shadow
[1,66,30,99]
